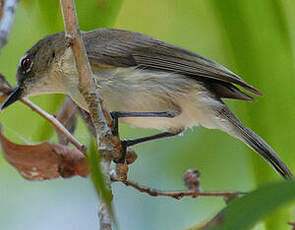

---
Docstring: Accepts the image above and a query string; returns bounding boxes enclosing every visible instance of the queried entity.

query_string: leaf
[189,181,295,230]
[0,124,88,180]
[88,138,114,220]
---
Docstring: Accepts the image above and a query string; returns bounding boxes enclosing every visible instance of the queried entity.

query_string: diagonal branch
[0,0,19,50]
[59,0,121,159]
[20,97,84,152]
[0,76,84,152]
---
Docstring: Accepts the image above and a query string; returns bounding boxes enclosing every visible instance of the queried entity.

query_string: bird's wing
[85,29,262,97]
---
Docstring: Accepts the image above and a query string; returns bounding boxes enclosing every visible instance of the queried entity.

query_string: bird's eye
[21,58,32,73]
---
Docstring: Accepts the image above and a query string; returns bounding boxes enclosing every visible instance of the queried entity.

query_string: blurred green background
[0,0,295,229]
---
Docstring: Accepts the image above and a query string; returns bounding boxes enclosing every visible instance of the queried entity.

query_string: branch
[0,0,18,50]
[59,0,121,159]
[56,97,78,145]
[78,107,96,137]
[60,1,123,229]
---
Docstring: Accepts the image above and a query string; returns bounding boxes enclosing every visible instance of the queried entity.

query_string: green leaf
[88,138,114,221]
[190,181,295,230]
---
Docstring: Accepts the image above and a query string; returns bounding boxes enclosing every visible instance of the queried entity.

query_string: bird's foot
[113,140,128,164]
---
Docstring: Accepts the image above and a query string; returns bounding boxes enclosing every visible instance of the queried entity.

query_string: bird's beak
[1,86,23,110]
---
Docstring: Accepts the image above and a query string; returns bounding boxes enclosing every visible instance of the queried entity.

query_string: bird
[1,28,292,179]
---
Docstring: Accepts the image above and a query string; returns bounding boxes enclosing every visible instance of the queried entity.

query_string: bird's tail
[217,106,293,180]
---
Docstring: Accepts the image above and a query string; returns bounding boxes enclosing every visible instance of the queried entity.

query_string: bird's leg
[110,111,177,136]
[110,111,180,163]
[114,131,182,163]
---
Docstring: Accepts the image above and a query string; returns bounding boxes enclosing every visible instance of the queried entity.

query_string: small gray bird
[1,28,293,179]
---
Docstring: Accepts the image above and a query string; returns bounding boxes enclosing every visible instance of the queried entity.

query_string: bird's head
[1,32,67,110]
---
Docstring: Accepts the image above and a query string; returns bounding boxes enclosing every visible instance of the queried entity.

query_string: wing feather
[84,29,263,99]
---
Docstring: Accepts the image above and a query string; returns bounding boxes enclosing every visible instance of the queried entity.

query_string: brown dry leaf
[0,125,89,180]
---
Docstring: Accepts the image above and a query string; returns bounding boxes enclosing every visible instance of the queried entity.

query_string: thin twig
[78,108,96,137]
[56,97,78,145]
[20,98,84,152]
[0,0,18,50]
[112,176,245,200]
[0,76,85,152]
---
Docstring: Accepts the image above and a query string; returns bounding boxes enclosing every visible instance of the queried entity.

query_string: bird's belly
[93,67,221,132]
[101,90,189,132]
[102,90,221,132]
[119,115,196,132]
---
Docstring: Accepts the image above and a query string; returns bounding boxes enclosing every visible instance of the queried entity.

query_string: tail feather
[218,106,293,180]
